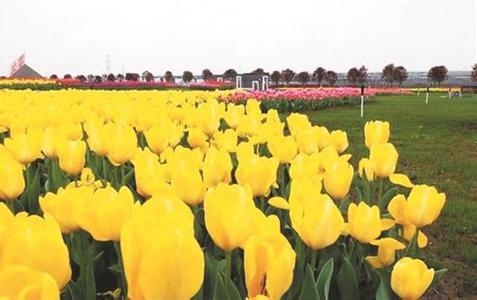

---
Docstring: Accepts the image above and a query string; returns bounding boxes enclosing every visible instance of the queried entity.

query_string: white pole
[425,92,429,104]
[448,90,451,100]
[360,95,364,117]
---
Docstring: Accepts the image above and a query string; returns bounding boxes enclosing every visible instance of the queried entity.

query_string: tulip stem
[310,249,318,272]
[377,179,384,205]
[114,242,127,298]
[225,251,232,280]
[102,158,108,181]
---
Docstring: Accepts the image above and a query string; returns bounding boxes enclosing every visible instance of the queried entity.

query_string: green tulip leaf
[337,256,359,300]
[316,258,334,300]
[379,187,398,211]
[299,264,320,300]
[375,270,392,300]
[432,268,448,285]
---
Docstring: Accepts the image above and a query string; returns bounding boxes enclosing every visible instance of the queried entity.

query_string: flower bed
[0,89,446,300]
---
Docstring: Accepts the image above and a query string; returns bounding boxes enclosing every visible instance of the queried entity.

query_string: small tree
[94,75,103,83]
[202,69,214,81]
[63,74,72,79]
[325,70,338,86]
[358,66,368,84]
[223,69,237,80]
[107,73,116,82]
[296,71,310,85]
[471,64,477,82]
[75,75,87,82]
[270,71,281,85]
[281,69,295,85]
[164,71,174,83]
[117,74,125,81]
[144,71,154,82]
[313,67,327,86]
[251,68,265,75]
[428,66,448,86]
[125,73,139,81]
[382,64,395,86]
[182,71,194,83]
[49,74,58,79]
[347,67,360,86]
[393,66,408,86]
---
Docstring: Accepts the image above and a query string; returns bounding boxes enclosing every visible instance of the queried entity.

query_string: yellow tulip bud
[405,185,445,228]
[131,148,169,198]
[286,113,311,137]
[103,123,137,166]
[0,265,59,300]
[364,120,390,149]
[77,186,135,241]
[56,139,86,176]
[224,104,244,129]
[315,126,331,150]
[391,257,434,300]
[121,195,203,300]
[290,193,344,250]
[187,127,209,151]
[347,202,382,243]
[244,234,296,300]
[171,166,206,206]
[204,183,257,251]
[85,121,108,156]
[369,143,398,178]
[212,129,238,153]
[203,147,232,188]
[0,148,25,201]
[329,130,348,154]
[4,128,43,165]
[0,213,71,288]
[365,238,405,268]
[267,135,297,164]
[289,153,322,183]
[145,124,171,155]
[295,127,319,154]
[323,159,354,200]
[236,155,279,197]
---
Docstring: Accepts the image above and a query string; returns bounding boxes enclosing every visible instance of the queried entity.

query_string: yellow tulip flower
[77,186,135,241]
[171,166,206,206]
[145,124,171,155]
[4,128,43,165]
[323,159,354,200]
[121,195,202,300]
[203,147,232,188]
[212,129,238,153]
[347,202,383,243]
[84,121,108,156]
[224,104,244,129]
[295,127,319,154]
[365,238,405,268]
[236,155,279,197]
[39,185,94,234]
[328,130,348,154]
[290,192,344,250]
[364,121,390,149]
[56,139,86,176]
[131,148,169,198]
[0,147,25,201]
[286,113,311,137]
[406,185,445,228]
[0,213,71,288]
[369,143,398,178]
[358,158,375,181]
[267,135,297,164]
[391,257,434,300]
[244,233,296,300]
[187,127,209,151]
[315,126,331,150]
[0,265,60,300]
[204,183,257,251]
[103,123,137,166]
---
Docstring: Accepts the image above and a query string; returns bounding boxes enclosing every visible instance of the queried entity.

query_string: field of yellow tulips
[0,89,446,299]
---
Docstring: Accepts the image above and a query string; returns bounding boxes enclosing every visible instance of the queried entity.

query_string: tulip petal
[365,256,384,268]
[381,218,395,230]
[390,173,414,188]
[268,197,290,210]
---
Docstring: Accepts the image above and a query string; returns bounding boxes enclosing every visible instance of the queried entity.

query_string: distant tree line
[49,64,476,86]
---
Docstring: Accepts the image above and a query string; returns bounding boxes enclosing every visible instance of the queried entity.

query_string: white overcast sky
[0,0,475,76]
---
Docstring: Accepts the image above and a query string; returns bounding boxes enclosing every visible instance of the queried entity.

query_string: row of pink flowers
[227,87,410,102]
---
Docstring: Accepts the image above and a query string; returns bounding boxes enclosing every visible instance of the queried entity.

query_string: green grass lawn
[304,94,477,298]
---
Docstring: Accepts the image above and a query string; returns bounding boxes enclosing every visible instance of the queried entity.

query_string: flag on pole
[9,53,26,76]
